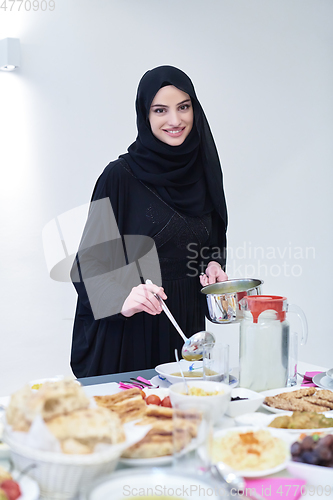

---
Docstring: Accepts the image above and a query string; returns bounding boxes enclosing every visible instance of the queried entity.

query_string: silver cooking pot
[201,278,263,324]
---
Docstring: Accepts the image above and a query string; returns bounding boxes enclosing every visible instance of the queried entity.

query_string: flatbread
[6,379,90,431]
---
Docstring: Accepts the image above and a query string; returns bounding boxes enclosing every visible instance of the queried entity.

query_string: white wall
[0,0,332,396]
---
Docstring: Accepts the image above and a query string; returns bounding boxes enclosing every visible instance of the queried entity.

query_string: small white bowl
[225,387,265,418]
[169,380,231,424]
[287,461,333,492]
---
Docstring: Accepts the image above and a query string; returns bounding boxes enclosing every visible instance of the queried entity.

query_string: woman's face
[148,85,194,146]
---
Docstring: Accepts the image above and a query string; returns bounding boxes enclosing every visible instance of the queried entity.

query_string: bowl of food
[205,426,291,477]
[226,387,265,418]
[155,360,205,385]
[287,433,333,490]
[169,380,231,424]
[155,361,238,387]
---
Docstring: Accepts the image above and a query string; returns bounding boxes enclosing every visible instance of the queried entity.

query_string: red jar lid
[242,295,287,323]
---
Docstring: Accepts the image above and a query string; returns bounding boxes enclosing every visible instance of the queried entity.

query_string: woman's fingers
[199,273,209,287]
[121,283,167,317]
[144,283,167,300]
[199,261,228,286]
[216,269,228,282]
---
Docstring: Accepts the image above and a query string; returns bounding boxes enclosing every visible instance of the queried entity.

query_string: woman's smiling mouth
[163,127,186,137]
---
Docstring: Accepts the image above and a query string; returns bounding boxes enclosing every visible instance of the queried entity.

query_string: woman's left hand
[199,261,228,287]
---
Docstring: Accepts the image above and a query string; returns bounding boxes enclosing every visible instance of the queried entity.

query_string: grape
[302,450,320,465]
[320,435,333,449]
[315,445,332,463]
[300,436,316,451]
[291,442,302,456]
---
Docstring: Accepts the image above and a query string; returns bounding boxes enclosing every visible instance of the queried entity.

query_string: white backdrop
[0,0,332,395]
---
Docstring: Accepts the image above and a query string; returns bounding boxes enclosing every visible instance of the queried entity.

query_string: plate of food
[287,432,333,495]
[261,387,333,414]
[202,426,292,477]
[235,411,333,433]
[93,387,202,466]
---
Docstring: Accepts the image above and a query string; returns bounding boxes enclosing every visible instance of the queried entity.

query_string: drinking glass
[203,343,229,383]
[172,399,212,472]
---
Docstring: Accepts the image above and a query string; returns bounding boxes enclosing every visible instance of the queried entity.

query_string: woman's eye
[154,108,165,113]
[179,104,190,111]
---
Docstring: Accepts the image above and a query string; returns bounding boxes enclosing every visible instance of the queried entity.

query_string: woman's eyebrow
[151,99,191,108]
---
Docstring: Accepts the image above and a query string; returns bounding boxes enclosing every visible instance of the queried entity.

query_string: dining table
[0,360,331,500]
[76,360,331,500]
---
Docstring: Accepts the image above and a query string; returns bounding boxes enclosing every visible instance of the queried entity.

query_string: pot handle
[287,304,308,345]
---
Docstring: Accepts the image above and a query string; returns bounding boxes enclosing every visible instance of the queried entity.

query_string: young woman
[70,66,228,378]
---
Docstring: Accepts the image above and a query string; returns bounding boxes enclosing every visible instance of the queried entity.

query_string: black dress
[70,159,226,378]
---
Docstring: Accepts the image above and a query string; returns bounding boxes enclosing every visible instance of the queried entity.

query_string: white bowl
[4,429,123,500]
[169,380,231,424]
[225,387,265,418]
[287,461,333,492]
[155,360,204,385]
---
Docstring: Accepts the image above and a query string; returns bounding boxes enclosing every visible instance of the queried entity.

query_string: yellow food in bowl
[211,430,287,471]
[184,387,224,396]
[31,383,43,390]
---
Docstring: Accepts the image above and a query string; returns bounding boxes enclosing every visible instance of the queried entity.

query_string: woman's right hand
[120,283,167,318]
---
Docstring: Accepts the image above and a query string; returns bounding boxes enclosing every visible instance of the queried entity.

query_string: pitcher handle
[287,303,308,345]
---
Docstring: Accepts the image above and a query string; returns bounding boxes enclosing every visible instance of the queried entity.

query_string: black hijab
[120,66,227,228]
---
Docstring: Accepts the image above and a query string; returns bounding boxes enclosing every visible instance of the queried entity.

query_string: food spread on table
[1,371,333,497]
[94,387,201,459]
[264,387,333,412]
[268,411,333,429]
[210,429,288,471]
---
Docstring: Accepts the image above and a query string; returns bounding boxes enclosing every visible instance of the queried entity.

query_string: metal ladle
[146,279,215,361]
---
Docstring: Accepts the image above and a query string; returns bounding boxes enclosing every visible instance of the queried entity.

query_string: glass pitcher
[238,295,308,391]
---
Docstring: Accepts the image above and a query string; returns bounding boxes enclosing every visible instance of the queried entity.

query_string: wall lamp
[0,38,21,71]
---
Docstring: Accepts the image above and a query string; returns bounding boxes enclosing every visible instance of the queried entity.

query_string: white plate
[83,382,120,398]
[313,373,333,390]
[119,454,172,466]
[150,375,171,388]
[120,418,206,467]
[15,474,40,500]
[84,468,221,500]
[260,386,333,414]
[234,411,333,433]
[204,425,292,478]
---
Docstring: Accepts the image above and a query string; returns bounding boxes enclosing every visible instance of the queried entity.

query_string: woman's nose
[167,110,182,126]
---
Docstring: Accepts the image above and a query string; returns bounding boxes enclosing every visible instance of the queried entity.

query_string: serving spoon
[175,349,189,394]
[146,279,215,361]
